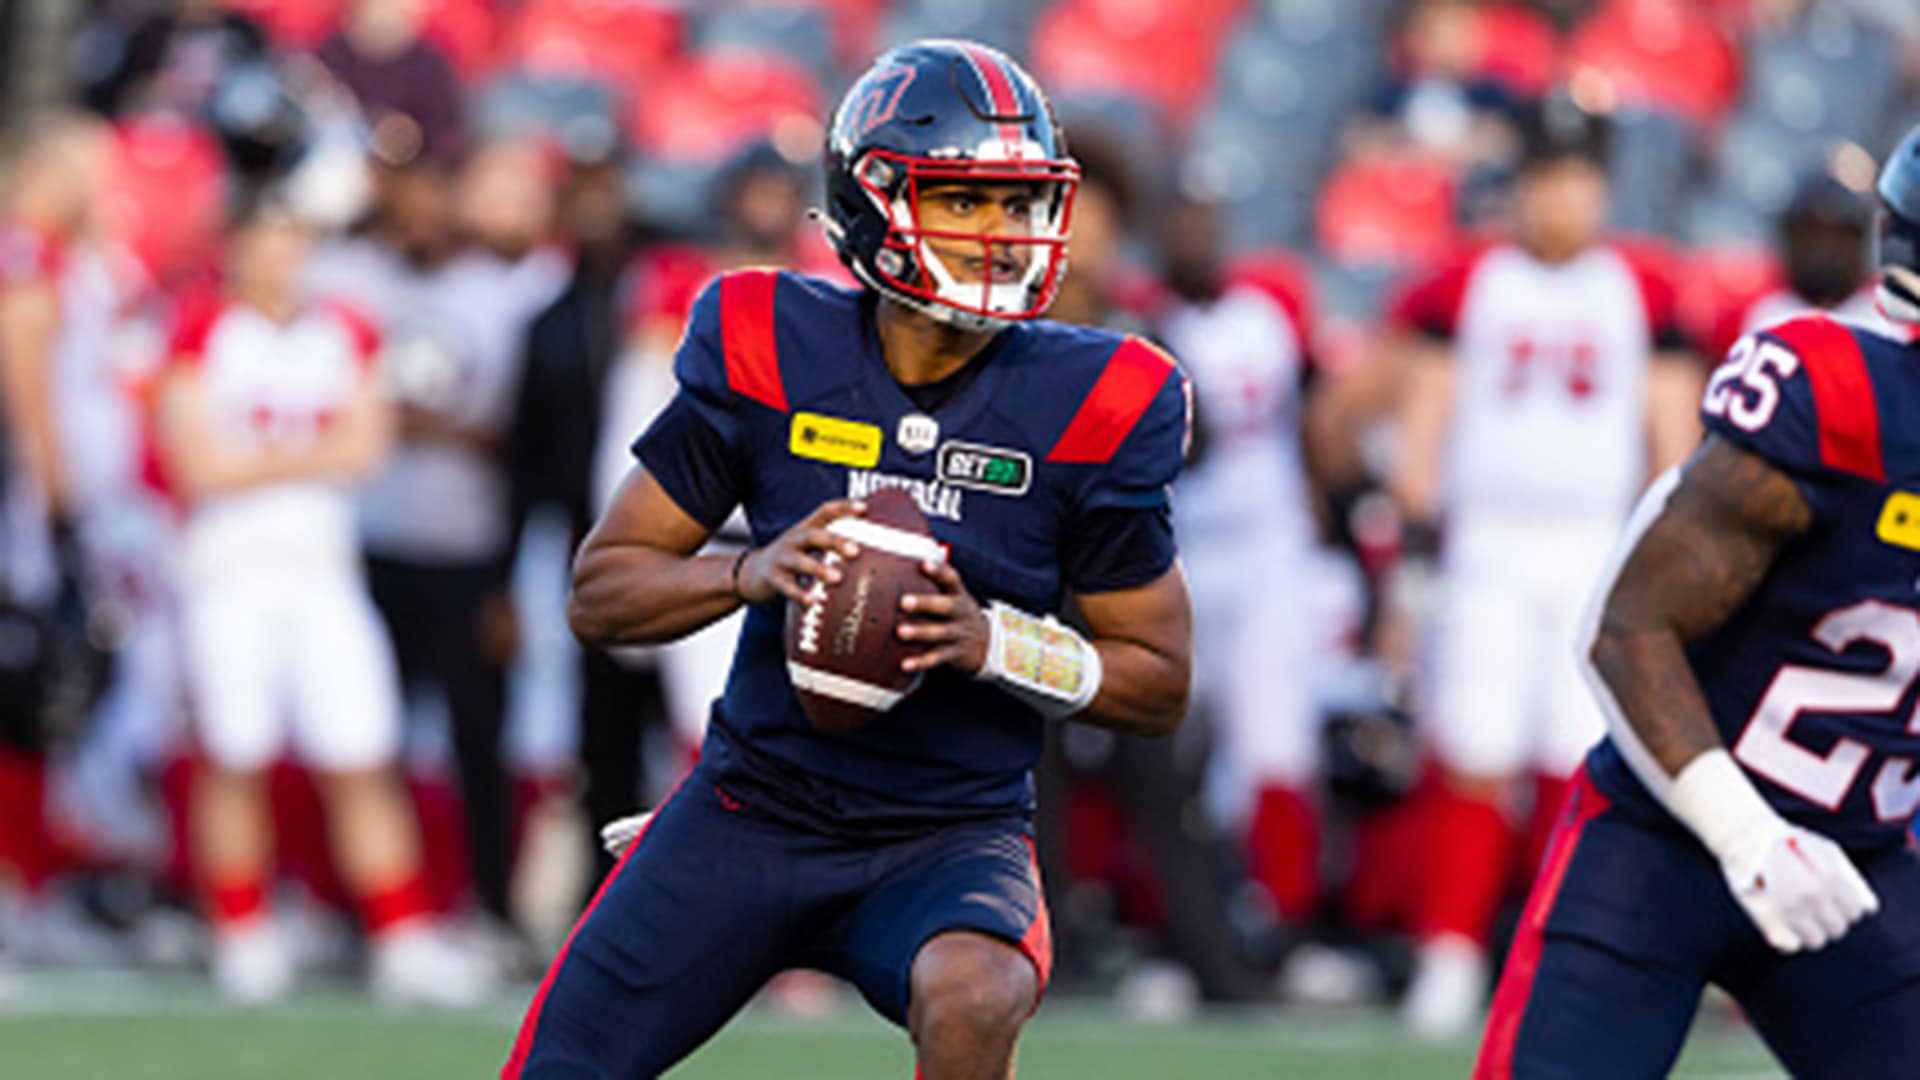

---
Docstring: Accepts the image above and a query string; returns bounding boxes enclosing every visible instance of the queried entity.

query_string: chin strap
[974,600,1103,719]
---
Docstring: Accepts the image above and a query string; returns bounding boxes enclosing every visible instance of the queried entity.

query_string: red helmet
[822,40,1079,331]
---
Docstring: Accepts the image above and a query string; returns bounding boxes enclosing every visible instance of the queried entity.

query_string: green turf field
[0,974,1782,1079]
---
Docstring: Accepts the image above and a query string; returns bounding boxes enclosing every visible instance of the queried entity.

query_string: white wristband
[1666,749,1784,859]
[975,600,1103,719]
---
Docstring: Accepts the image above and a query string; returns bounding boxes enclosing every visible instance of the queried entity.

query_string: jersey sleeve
[1062,505,1176,593]
[1617,241,1692,352]
[1064,339,1192,515]
[1386,254,1475,342]
[1701,315,1885,487]
[165,292,225,367]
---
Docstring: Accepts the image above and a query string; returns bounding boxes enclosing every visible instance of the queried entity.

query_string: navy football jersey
[632,270,1190,819]
[1589,315,1920,848]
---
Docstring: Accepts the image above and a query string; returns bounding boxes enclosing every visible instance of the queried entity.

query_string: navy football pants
[1478,769,1920,1079]
[502,765,1051,1079]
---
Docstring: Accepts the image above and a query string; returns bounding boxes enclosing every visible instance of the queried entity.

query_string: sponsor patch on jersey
[936,441,1031,496]
[790,412,882,469]
[897,413,939,454]
[848,470,963,522]
[1876,492,1920,553]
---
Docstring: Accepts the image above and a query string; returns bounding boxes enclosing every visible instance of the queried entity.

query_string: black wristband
[730,547,752,601]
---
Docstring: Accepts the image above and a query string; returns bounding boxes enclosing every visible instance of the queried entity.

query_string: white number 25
[1735,600,1920,822]
[1703,336,1800,432]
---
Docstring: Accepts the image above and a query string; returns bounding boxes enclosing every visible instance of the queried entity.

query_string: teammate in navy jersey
[502,40,1193,1080]
[1475,127,1920,1079]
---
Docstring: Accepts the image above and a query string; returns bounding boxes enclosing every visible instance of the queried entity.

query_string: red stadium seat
[506,0,683,97]
[1315,153,1460,269]
[1684,245,1785,360]
[1031,0,1231,127]
[420,0,505,82]
[1565,0,1741,130]
[222,0,343,49]
[101,119,228,290]
[627,50,823,164]
[1468,3,1559,98]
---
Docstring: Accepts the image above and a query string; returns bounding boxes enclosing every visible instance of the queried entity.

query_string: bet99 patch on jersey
[937,441,1031,496]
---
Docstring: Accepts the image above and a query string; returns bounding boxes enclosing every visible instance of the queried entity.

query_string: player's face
[231,214,312,303]
[914,181,1043,285]
[1515,157,1608,263]
[457,142,554,260]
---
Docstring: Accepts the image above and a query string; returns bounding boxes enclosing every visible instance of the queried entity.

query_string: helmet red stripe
[958,43,1023,144]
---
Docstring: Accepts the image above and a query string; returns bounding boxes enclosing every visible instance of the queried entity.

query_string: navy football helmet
[823,40,1079,331]
[1874,124,1920,318]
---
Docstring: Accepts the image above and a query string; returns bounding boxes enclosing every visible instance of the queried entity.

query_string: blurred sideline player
[1157,192,1326,930]
[1029,136,1265,1006]
[594,140,828,770]
[0,113,129,952]
[1476,124,1920,1080]
[1385,96,1703,1034]
[308,142,568,937]
[157,195,489,1006]
[505,40,1192,1079]
[1709,166,1881,358]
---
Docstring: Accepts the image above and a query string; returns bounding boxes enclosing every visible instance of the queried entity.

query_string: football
[783,487,945,734]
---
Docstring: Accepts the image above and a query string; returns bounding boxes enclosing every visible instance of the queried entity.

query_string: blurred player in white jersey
[1385,97,1703,1034]
[156,195,488,1006]
[1157,193,1327,929]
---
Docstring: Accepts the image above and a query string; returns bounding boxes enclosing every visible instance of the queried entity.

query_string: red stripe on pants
[1473,768,1610,1080]
[501,784,682,1080]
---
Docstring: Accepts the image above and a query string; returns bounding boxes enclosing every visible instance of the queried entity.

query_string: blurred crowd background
[1,0,1918,1031]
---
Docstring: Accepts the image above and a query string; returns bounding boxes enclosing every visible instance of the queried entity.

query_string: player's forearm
[1075,638,1189,737]
[1588,618,1724,780]
[567,544,742,646]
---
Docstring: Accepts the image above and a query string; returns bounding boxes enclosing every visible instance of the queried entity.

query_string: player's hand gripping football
[1718,817,1880,953]
[734,500,866,605]
[897,560,990,676]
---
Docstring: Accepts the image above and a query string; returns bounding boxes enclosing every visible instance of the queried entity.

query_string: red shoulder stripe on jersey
[957,43,1023,144]
[1770,316,1885,482]
[165,292,228,367]
[719,270,787,412]
[319,299,381,368]
[1047,338,1175,465]
[1387,246,1487,341]
[1474,768,1610,1080]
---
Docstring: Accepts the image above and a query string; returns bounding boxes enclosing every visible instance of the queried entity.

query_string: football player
[1475,124,1920,1079]
[1386,95,1703,1034]
[503,40,1193,1080]
[159,194,491,1005]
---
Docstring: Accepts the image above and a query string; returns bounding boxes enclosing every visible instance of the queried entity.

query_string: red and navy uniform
[1481,315,1920,1079]
[504,270,1189,1079]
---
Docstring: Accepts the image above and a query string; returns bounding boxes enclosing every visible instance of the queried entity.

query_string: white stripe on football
[786,661,914,710]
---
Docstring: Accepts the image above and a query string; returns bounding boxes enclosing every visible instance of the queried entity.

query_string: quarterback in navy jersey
[1477,129,1920,1079]
[502,40,1193,1080]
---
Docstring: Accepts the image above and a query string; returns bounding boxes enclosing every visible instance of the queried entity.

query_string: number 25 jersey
[1588,314,1920,848]
[633,270,1190,818]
